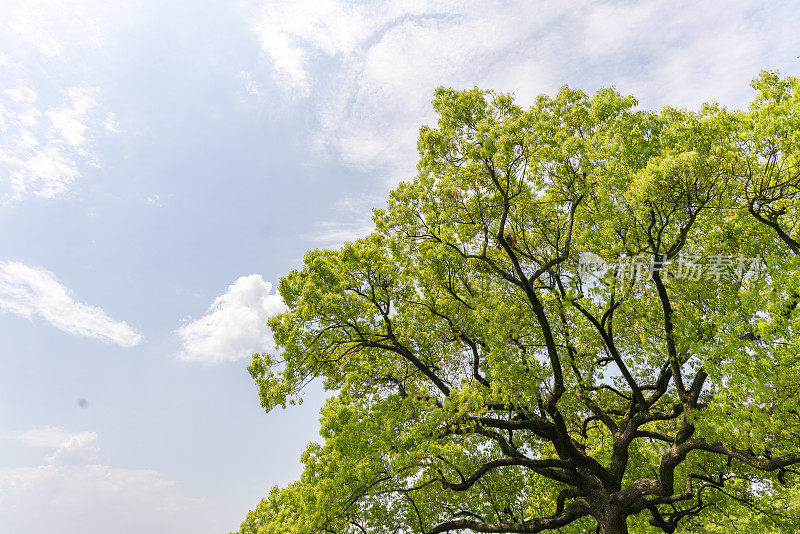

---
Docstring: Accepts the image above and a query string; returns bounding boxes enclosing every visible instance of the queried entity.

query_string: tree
[236,72,800,534]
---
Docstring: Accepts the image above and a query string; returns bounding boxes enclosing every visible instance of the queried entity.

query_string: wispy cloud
[0,261,142,347]
[10,20,62,57]
[0,1,116,200]
[1,427,203,532]
[305,220,374,246]
[252,0,800,182]
[176,274,286,364]
[302,196,379,247]
[238,70,261,96]
[12,426,99,464]
[0,86,99,199]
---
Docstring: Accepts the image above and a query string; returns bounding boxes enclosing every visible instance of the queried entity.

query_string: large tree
[236,72,800,534]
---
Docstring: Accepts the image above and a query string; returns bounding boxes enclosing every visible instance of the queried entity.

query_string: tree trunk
[598,514,629,534]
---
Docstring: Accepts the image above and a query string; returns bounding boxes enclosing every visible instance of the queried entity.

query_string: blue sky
[0,1,798,532]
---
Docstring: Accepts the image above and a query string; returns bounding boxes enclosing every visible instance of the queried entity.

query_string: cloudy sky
[0,0,798,532]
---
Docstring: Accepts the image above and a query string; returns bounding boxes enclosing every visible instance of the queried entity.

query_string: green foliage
[236,72,800,534]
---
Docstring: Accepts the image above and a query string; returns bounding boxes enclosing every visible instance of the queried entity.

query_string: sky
[0,0,798,532]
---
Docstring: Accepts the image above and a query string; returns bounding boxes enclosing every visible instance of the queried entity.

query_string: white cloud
[11,20,62,57]
[1,0,109,57]
[176,274,286,364]
[0,83,100,200]
[252,0,800,182]
[102,111,119,133]
[0,261,143,347]
[0,427,203,534]
[13,426,99,464]
[302,195,380,247]
[0,464,202,521]
[239,70,261,96]
[47,87,97,146]
[306,220,374,246]
[256,29,311,94]
[0,1,116,200]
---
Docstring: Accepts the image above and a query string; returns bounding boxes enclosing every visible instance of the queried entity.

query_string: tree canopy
[236,72,800,534]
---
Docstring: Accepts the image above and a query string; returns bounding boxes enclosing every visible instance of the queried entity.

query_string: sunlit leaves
[237,71,800,534]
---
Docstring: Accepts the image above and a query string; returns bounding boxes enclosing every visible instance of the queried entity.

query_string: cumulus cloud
[176,274,286,364]
[0,261,142,347]
[252,0,800,182]
[0,427,203,534]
